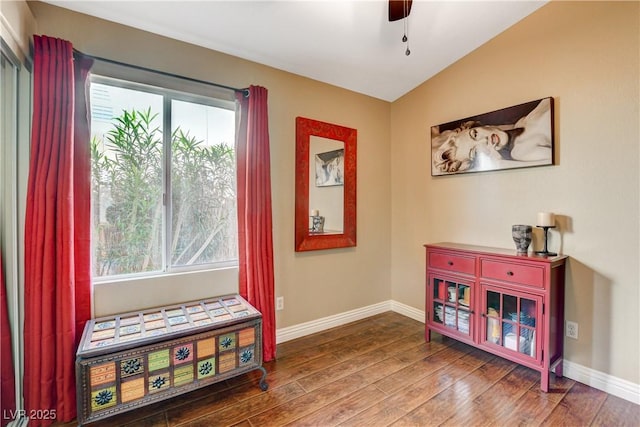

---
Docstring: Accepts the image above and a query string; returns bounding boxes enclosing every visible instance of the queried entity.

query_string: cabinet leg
[541,371,549,392]
[257,366,268,391]
[554,359,564,378]
[425,327,431,343]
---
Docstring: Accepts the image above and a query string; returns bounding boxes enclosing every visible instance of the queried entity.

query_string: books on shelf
[434,305,469,334]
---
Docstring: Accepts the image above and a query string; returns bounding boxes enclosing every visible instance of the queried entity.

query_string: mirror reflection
[295,116,356,252]
[309,136,344,234]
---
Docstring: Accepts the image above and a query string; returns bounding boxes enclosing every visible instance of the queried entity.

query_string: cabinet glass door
[431,276,472,337]
[484,288,539,358]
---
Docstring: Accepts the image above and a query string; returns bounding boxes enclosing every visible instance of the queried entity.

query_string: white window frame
[90,74,239,283]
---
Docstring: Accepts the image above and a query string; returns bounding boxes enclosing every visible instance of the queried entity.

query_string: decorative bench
[75,294,267,425]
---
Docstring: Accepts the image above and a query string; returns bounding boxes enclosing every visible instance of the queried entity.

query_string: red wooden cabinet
[425,243,567,392]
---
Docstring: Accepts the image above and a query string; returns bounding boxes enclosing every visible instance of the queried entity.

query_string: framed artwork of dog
[431,97,554,176]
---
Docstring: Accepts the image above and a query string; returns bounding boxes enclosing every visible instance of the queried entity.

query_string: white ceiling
[43,0,547,102]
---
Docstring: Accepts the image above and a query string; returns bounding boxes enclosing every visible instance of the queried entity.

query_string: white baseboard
[275,300,640,405]
[275,300,392,344]
[563,360,640,405]
[390,299,425,322]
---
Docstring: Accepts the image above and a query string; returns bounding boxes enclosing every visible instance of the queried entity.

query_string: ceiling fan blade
[388,0,413,22]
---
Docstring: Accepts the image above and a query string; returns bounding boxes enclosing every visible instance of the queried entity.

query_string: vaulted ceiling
[43,1,547,101]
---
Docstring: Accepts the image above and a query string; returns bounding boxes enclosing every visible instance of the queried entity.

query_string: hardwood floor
[59,312,639,427]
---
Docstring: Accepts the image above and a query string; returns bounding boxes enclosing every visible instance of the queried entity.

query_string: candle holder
[535,226,557,256]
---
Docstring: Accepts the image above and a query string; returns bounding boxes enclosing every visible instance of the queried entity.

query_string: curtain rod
[73,49,250,97]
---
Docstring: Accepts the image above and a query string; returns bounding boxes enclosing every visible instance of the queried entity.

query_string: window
[90,76,237,280]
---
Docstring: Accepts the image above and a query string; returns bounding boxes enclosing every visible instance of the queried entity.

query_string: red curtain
[23,35,92,426]
[236,86,276,362]
[1,250,16,426]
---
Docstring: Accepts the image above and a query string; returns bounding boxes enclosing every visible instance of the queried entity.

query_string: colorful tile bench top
[78,294,260,356]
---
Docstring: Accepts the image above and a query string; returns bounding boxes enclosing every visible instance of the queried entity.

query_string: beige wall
[28,2,392,324]
[1,0,36,62]
[18,0,640,387]
[390,1,639,384]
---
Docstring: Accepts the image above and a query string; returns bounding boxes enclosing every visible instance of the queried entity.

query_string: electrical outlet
[276,296,284,311]
[566,321,578,339]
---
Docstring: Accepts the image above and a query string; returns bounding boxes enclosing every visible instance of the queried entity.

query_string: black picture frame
[431,97,554,176]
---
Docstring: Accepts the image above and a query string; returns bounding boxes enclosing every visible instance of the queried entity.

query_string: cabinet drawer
[428,252,475,275]
[481,259,544,288]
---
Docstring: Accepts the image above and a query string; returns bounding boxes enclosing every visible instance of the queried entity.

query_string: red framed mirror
[295,117,356,251]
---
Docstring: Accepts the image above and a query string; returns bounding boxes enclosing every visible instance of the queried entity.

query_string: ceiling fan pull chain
[403,0,410,55]
[402,0,408,42]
